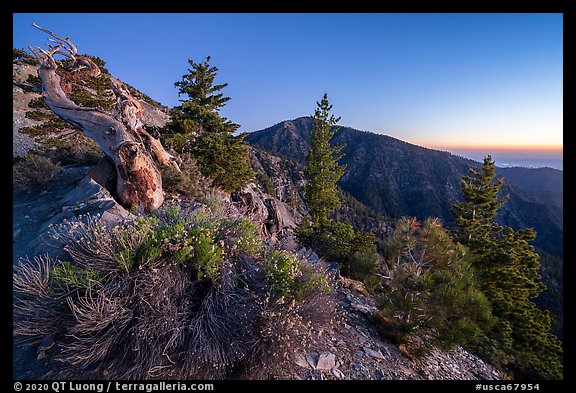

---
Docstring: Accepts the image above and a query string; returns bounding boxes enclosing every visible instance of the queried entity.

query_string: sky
[12,13,563,166]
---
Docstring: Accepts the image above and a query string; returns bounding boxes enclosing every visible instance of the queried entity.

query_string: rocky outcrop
[13,165,133,263]
[46,178,133,227]
[13,62,44,158]
[250,146,307,215]
[139,101,171,128]
[230,182,300,246]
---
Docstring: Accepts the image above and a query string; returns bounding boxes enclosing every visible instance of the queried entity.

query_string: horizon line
[422,144,563,152]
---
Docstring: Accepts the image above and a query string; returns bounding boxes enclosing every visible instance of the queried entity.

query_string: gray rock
[50,178,133,227]
[352,363,369,373]
[364,347,386,360]
[328,261,340,270]
[293,353,311,369]
[331,368,345,379]
[350,302,378,315]
[139,101,170,128]
[308,251,319,263]
[327,261,341,279]
[316,352,336,370]
[305,352,319,369]
[13,127,39,158]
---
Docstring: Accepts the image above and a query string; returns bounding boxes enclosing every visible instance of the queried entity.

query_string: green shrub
[70,83,115,110]
[83,54,110,75]
[110,218,154,273]
[221,216,263,255]
[19,117,71,138]
[50,261,102,290]
[13,48,38,65]
[188,227,222,280]
[294,269,331,301]
[348,250,377,281]
[13,212,264,379]
[25,110,52,121]
[248,255,336,379]
[200,192,228,216]
[265,250,299,299]
[44,136,102,166]
[363,274,381,292]
[375,217,495,354]
[28,96,48,109]
[256,171,275,195]
[14,203,336,380]
[19,126,45,137]
[265,250,331,301]
[369,310,414,345]
[26,74,42,87]
[296,219,376,277]
[115,246,135,272]
[146,206,224,279]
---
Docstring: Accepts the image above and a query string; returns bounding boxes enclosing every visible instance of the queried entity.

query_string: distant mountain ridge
[245,116,563,258]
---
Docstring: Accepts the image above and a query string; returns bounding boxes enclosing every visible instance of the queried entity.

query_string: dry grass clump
[13,153,62,191]
[13,203,337,379]
[44,134,103,166]
[242,251,337,379]
[13,133,101,192]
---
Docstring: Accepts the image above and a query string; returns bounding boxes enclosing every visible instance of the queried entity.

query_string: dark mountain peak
[246,118,563,258]
[248,117,479,168]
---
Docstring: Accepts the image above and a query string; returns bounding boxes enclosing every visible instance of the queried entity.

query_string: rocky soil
[263,246,505,381]
[13,62,42,158]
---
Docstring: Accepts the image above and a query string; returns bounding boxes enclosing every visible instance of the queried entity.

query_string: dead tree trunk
[28,23,179,212]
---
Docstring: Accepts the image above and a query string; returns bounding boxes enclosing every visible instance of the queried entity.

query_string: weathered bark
[28,23,179,212]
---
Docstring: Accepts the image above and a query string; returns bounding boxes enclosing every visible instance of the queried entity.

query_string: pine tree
[297,94,376,278]
[173,56,234,133]
[304,93,346,228]
[377,217,494,353]
[452,156,563,380]
[451,155,508,251]
[164,56,253,191]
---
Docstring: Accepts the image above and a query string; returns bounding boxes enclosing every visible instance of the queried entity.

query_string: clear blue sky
[13,13,563,151]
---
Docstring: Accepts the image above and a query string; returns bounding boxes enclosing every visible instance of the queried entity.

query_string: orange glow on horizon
[421,143,563,152]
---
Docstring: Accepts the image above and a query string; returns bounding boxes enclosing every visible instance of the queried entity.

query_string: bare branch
[137,127,181,172]
[32,22,78,56]
[76,57,101,77]
[28,45,55,68]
